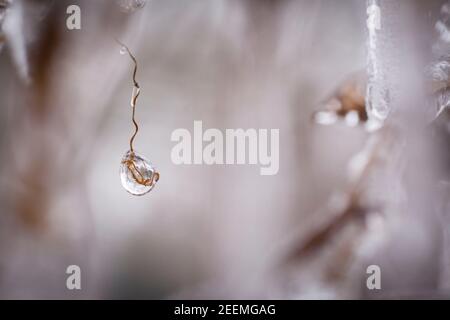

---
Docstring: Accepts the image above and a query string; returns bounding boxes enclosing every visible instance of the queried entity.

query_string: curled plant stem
[116,39,160,188]
[123,156,160,186]
[116,39,140,153]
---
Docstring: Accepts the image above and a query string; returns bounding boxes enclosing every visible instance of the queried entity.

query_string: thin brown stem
[116,39,140,153]
[116,39,160,189]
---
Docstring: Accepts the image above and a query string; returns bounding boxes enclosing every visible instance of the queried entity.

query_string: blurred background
[0,0,449,299]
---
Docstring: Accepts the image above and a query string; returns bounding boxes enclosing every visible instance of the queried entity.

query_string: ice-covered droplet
[366,0,392,121]
[116,0,147,13]
[365,0,406,122]
[366,82,391,120]
[119,46,127,55]
[345,111,360,127]
[120,150,159,196]
[313,111,338,125]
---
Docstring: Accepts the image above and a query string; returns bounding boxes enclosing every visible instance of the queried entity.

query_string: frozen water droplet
[345,111,360,127]
[119,46,127,55]
[365,0,401,122]
[120,150,159,196]
[313,111,338,125]
[116,0,147,13]
[366,83,391,121]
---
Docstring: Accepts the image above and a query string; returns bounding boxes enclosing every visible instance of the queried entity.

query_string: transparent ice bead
[120,150,159,196]
[366,83,391,121]
[116,0,147,13]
